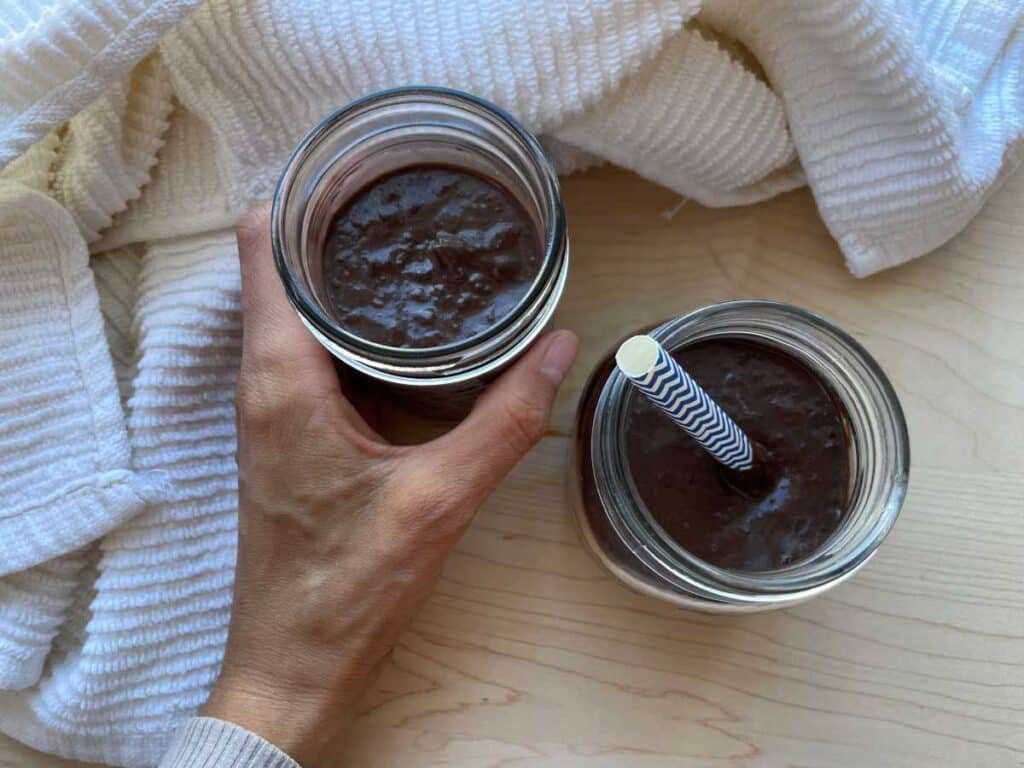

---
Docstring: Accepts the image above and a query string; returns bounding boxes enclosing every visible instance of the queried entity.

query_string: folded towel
[0,230,241,766]
[0,0,1021,764]
[0,183,167,577]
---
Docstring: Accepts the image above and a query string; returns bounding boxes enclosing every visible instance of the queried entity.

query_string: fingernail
[539,331,579,386]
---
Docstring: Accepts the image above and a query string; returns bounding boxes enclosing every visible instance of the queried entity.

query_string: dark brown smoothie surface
[623,338,850,571]
[323,165,541,348]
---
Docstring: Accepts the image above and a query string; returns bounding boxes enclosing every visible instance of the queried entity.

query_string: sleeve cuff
[159,717,301,768]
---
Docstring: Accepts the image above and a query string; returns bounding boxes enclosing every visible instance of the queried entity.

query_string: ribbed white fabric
[702,0,1024,273]
[54,54,175,243]
[0,553,86,691]
[0,1,1021,765]
[554,25,806,205]
[92,245,144,405]
[0,0,199,165]
[0,184,166,576]
[1,130,59,193]
[159,0,703,207]
[0,231,241,767]
[94,103,236,254]
[0,243,139,690]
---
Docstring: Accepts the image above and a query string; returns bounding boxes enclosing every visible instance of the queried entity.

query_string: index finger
[236,203,338,396]
[235,204,390,446]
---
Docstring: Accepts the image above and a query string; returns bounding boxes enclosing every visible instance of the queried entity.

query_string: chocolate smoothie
[578,337,851,573]
[623,339,850,571]
[323,165,542,348]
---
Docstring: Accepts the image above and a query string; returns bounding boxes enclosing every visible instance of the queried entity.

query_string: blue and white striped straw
[615,335,754,471]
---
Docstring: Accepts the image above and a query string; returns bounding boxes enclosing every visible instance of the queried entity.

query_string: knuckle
[389,469,467,541]
[236,204,271,254]
[244,344,290,380]
[501,392,549,455]
[235,388,274,432]
[235,369,291,430]
[399,480,446,525]
[408,495,453,535]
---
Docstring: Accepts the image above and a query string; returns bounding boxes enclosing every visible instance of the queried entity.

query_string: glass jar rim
[271,85,567,362]
[591,300,911,607]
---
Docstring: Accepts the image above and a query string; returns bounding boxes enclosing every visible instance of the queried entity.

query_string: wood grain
[3,166,1022,767]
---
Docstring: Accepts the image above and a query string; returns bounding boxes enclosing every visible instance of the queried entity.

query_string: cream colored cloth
[1,0,1022,765]
[157,718,299,768]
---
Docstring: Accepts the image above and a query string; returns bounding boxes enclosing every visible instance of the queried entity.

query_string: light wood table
[3,166,1022,767]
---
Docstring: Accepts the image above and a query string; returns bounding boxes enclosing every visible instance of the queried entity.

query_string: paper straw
[615,335,753,470]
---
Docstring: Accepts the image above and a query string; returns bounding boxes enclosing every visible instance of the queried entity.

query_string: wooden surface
[4,166,1023,767]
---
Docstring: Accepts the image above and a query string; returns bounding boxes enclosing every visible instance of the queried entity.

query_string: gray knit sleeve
[158,717,301,768]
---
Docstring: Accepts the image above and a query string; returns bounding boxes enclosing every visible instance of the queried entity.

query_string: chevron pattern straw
[616,335,753,470]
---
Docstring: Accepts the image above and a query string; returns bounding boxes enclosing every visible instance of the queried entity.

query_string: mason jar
[272,86,568,415]
[570,301,910,613]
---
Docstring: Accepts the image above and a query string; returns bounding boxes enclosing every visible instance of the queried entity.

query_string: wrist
[202,670,355,766]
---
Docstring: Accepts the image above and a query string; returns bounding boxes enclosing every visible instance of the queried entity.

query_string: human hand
[201,204,578,766]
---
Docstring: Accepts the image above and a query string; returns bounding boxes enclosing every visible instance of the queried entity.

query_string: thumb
[413,330,578,509]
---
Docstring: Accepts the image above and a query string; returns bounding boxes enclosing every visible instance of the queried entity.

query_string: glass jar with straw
[570,300,910,613]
